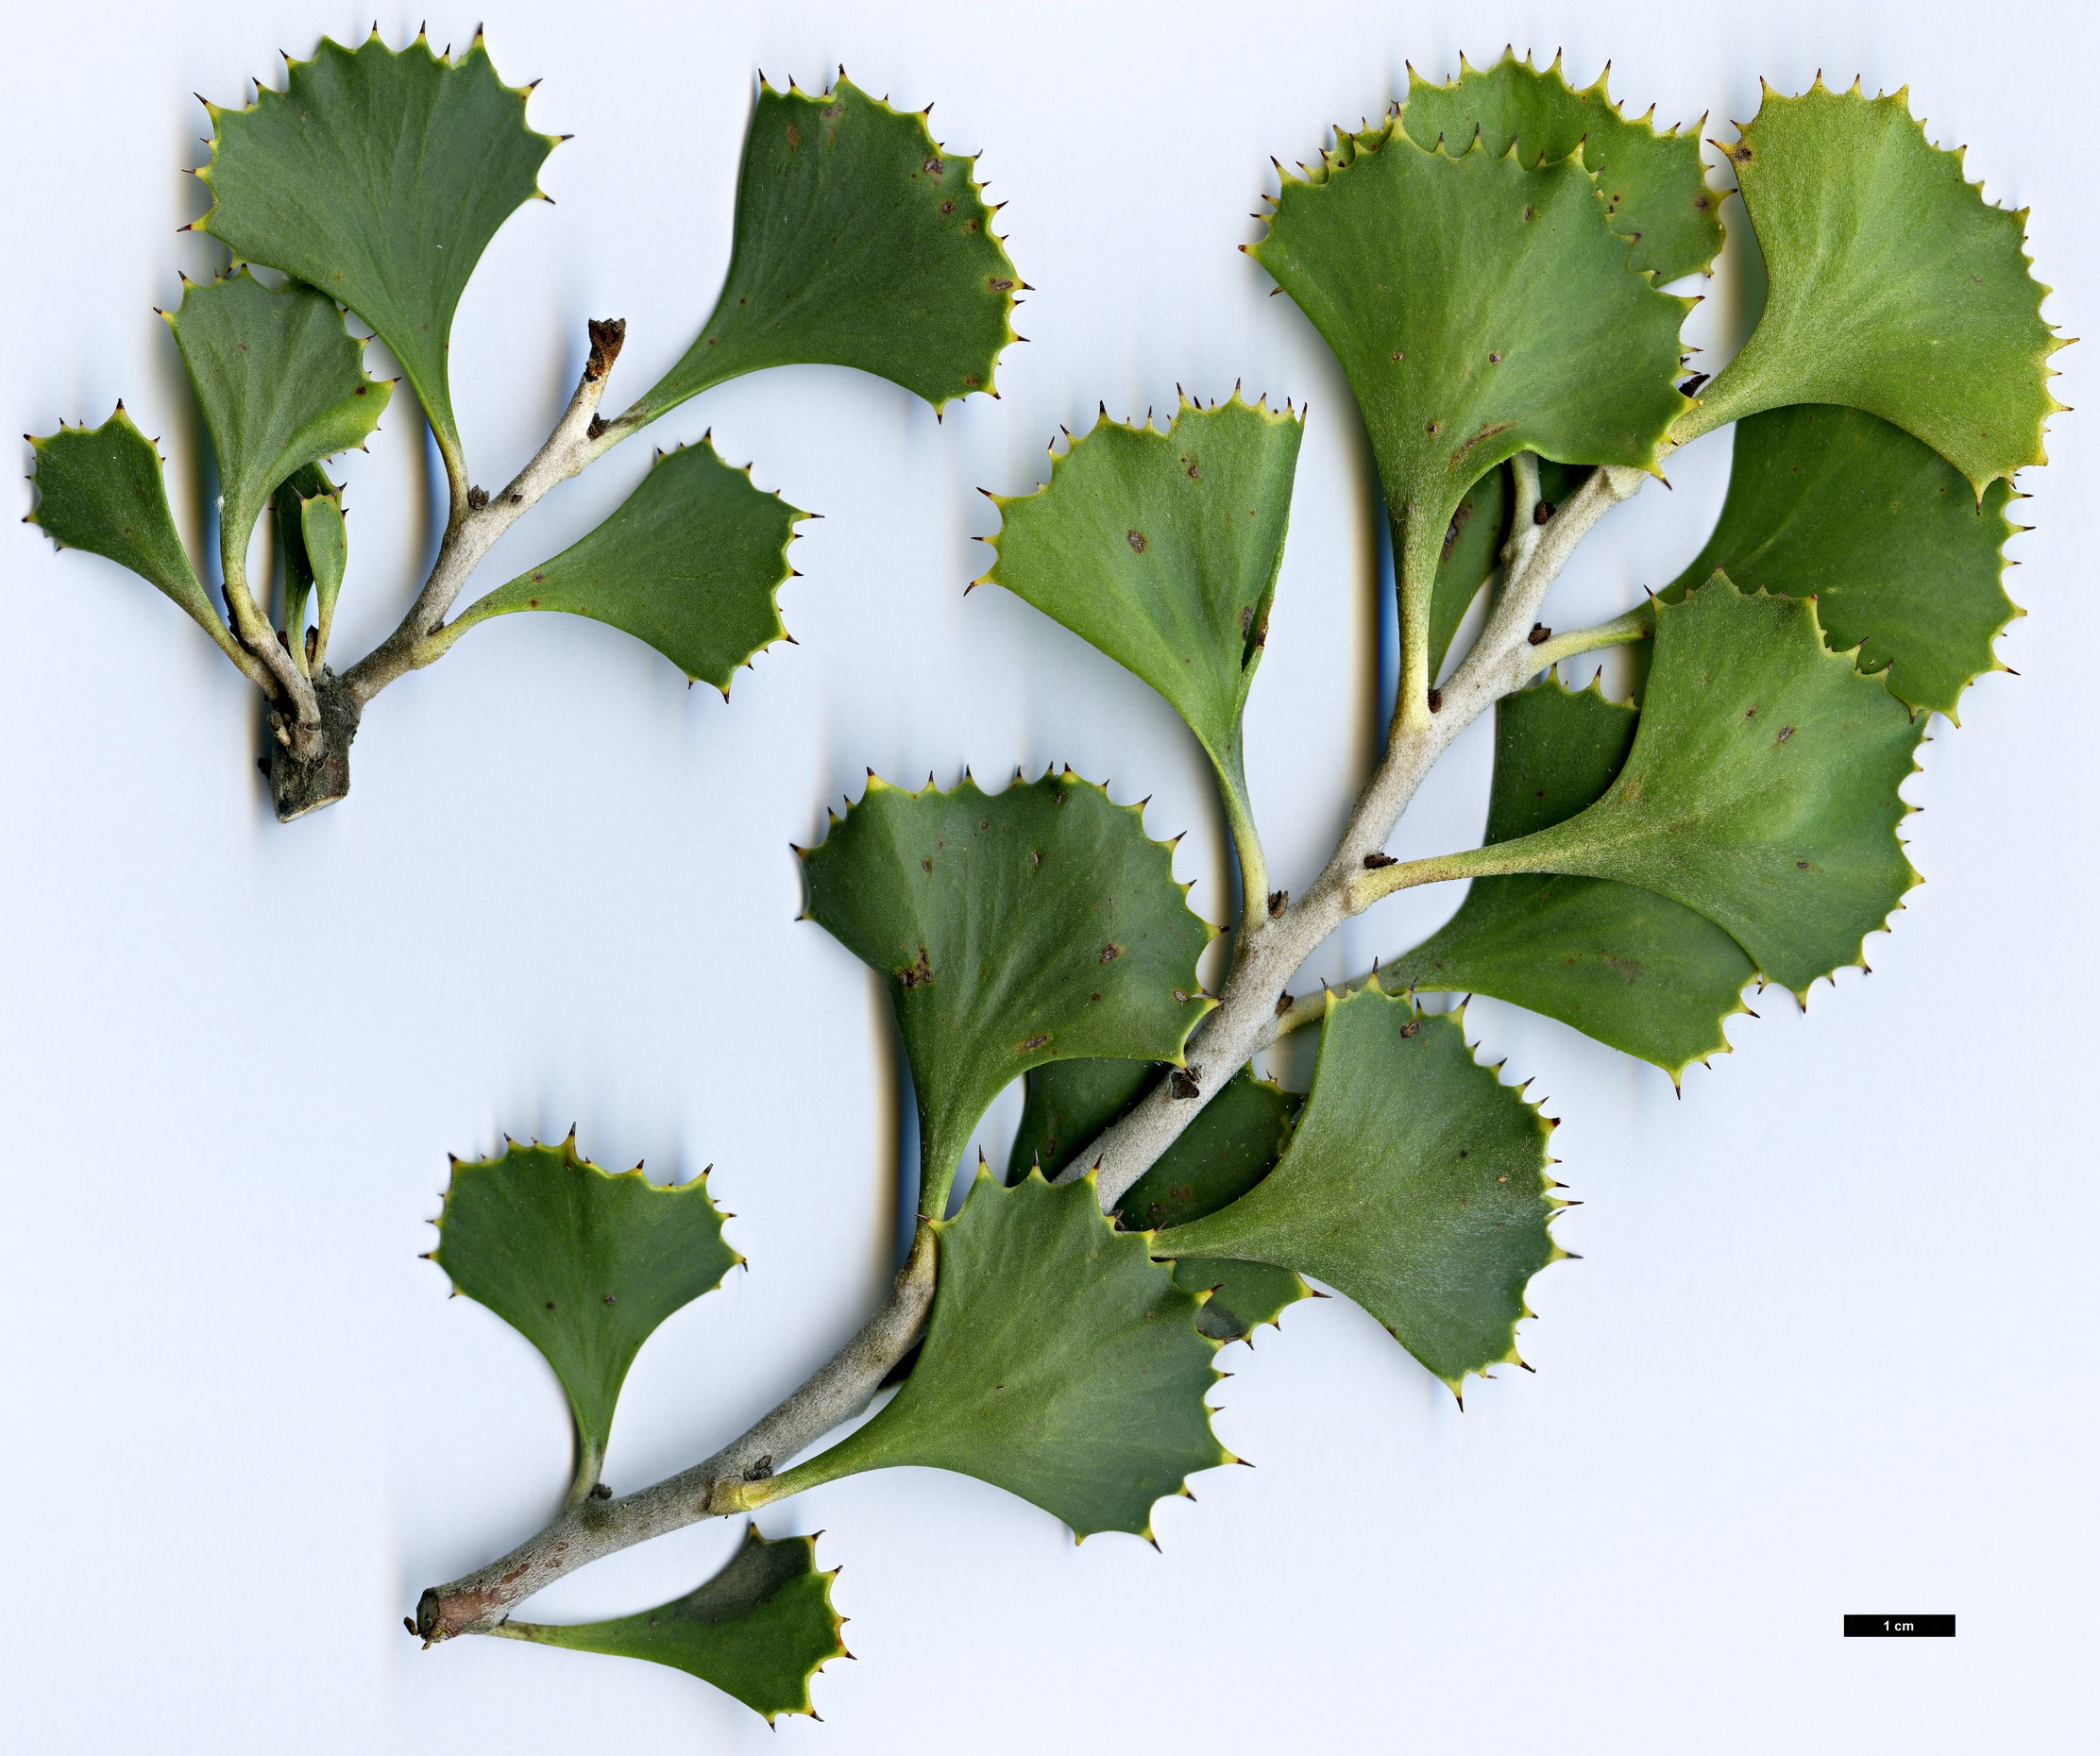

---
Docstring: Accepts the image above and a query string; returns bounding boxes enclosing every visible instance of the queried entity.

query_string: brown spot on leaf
[1099,943,1123,963]
[786,124,802,150]
[1019,1033,1051,1053]
[940,199,956,214]
[989,277,1015,293]
[1777,724,1795,743]
[1399,1021,1419,1038]
[924,157,943,175]
[897,946,934,988]
[1126,529,1146,553]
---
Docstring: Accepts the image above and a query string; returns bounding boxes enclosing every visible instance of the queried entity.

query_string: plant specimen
[402,55,2044,1723]
[25,29,1019,819]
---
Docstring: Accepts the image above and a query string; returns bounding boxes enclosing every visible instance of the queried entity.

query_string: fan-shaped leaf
[430,1136,740,1492]
[744,1171,1228,1538]
[1252,122,1688,649]
[164,271,387,557]
[1397,52,1725,281]
[800,771,1213,1219]
[980,397,1303,848]
[1694,81,2061,490]
[501,1528,844,1724]
[625,76,1019,426]
[447,440,804,690]
[1417,574,1922,998]
[1158,990,1563,1393]
[26,407,222,642]
[1389,679,1754,1074]
[1666,404,2019,717]
[196,30,556,460]
[1010,1058,1309,1340]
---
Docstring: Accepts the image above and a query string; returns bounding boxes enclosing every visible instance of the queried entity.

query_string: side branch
[415,1226,936,1643]
[345,319,628,705]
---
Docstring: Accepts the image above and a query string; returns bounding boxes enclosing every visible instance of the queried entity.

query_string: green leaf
[800,770,1214,1220]
[26,406,222,640]
[1388,679,1755,1076]
[298,487,347,657]
[502,1528,844,1724]
[273,464,338,643]
[1695,81,2062,490]
[448,440,804,691]
[1447,574,1922,999]
[431,1135,740,1492]
[1424,463,1510,679]
[747,1170,1228,1538]
[1158,990,1563,1394]
[1397,52,1725,282]
[1009,1058,1309,1341]
[979,396,1304,849]
[1252,122,1688,643]
[1665,404,2019,718]
[163,270,387,558]
[196,29,556,459]
[624,76,1020,427]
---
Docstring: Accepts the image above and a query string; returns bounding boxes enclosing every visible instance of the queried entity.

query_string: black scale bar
[1843,1614,1956,1638]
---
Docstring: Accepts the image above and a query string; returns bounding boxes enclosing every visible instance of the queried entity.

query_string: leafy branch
[27,30,1020,818]
[391,53,2055,1725]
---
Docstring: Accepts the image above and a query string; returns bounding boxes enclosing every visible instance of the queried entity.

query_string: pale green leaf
[431,1136,740,1491]
[448,440,804,690]
[1694,81,2061,490]
[980,396,1303,846]
[164,271,387,557]
[625,76,1019,426]
[197,30,555,457]
[1442,574,1922,998]
[1389,679,1754,1075]
[800,771,1214,1219]
[500,1528,844,1724]
[749,1170,1228,1538]
[1397,52,1725,281]
[1666,404,2019,718]
[1252,122,1688,626]
[1159,991,1563,1393]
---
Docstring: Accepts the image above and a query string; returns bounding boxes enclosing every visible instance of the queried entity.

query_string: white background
[3,1,2093,1749]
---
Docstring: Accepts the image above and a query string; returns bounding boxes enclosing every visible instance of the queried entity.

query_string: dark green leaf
[164,271,387,556]
[448,440,804,690]
[274,464,337,644]
[27,407,222,640]
[1252,122,1688,624]
[197,30,556,457]
[981,397,1303,847]
[748,1171,1228,1538]
[1666,404,2019,718]
[502,1528,844,1724]
[431,1136,740,1490]
[625,76,1019,426]
[1695,82,2062,491]
[800,771,1213,1219]
[1010,1058,1309,1341]
[1397,52,1725,281]
[1389,679,1754,1075]
[1423,464,1510,679]
[1449,574,1922,998]
[1159,991,1563,1393]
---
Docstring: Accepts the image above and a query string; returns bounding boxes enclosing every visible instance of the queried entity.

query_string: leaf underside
[764,1171,1228,1538]
[1701,81,2060,490]
[197,29,555,452]
[627,75,1020,425]
[981,395,1304,836]
[431,1136,739,1483]
[1253,119,1688,581]
[26,408,214,632]
[1010,1058,1310,1339]
[799,770,1213,1215]
[1389,679,1755,1075]
[1160,990,1563,1393]
[1667,404,2019,718]
[1483,575,1923,999]
[1397,52,1725,281]
[505,1528,844,1724]
[1425,463,1511,679]
[165,271,388,553]
[457,440,805,690]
